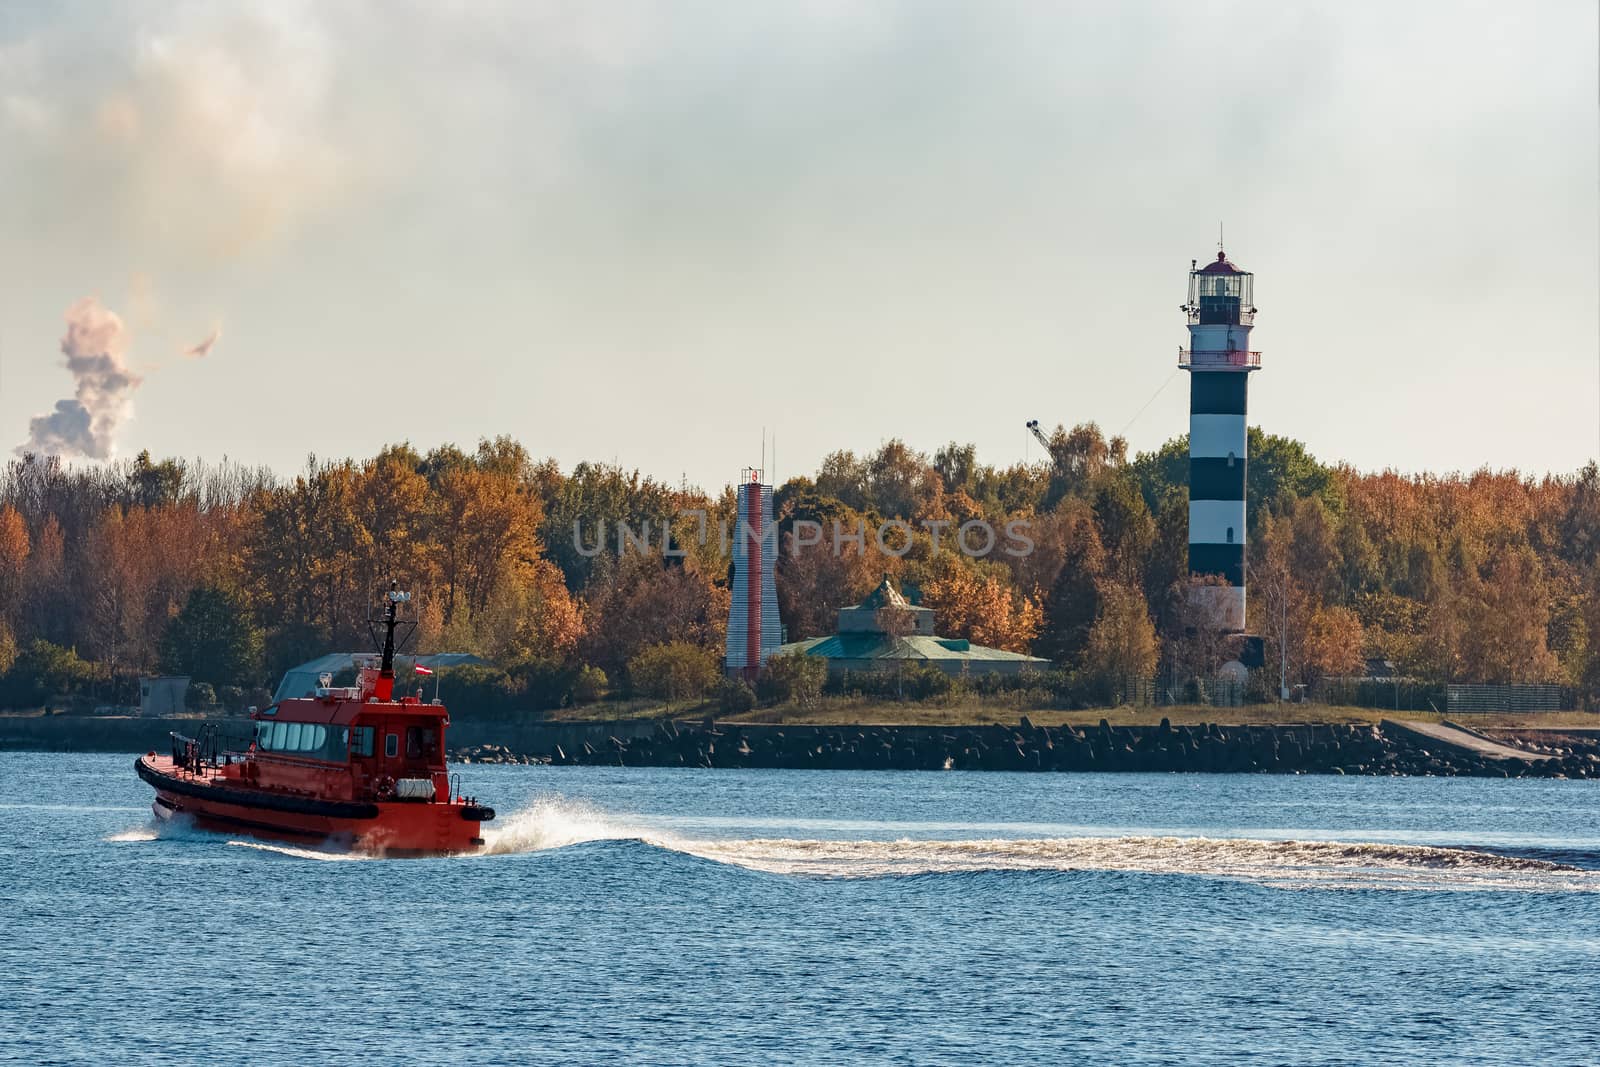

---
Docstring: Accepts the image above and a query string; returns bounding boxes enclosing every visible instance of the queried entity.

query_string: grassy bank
[535,697,1598,731]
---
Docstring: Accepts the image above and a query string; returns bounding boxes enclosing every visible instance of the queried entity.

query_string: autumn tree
[579,554,728,677]
[159,584,264,688]
[1084,582,1158,694]
[1452,545,1561,684]
[0,505,29,661]
[1092,472,1156,587]
[1289,496,1343,605]
[22,516,66,645]
[918,557,1042,654]
[1,431,1594,701]
[355,445,433,601]
[445,558,583,662]
[1033,501,1105,665]
[628,641,719,703]
[1039,422,1120,508]
[1144,486,1190,608]
[1300,605,1364,682]
[775,496,881,641]
[539,461,678,590]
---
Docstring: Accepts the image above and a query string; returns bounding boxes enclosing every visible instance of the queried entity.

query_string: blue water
[3,754,1598,1066]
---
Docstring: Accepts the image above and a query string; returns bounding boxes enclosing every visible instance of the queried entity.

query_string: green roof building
[777,577,1049,677]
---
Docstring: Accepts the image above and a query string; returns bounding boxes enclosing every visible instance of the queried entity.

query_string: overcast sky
[1,0,1595,490]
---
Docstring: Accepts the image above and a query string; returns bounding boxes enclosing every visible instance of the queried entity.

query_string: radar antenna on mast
[365,580,416,701]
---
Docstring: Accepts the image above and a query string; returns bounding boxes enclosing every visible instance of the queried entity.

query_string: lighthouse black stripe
[1189,457,1246,500]
[1188,543,1246,585]
[1189,374,1249,416]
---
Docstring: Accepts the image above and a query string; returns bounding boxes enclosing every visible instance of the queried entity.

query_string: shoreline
[4,712,1596,778]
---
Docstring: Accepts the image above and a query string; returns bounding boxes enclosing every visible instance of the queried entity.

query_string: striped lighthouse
[725,469,781,679]
[1179,250,1260,632]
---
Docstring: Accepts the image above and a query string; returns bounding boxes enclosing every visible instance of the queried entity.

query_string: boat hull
[137,756,490,855]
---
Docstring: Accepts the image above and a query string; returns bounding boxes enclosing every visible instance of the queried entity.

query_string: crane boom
[1025,420,1060,469]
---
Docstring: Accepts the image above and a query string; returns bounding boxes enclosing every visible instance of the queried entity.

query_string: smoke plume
[184,325,221,359]
[16,297,144,459]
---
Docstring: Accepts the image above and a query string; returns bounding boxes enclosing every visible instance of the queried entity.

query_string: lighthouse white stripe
[1189,414,1246,459]
[1189,499,1246,545]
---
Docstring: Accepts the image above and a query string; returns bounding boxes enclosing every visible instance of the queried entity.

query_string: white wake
[672,835,1598,891]
[107,796,1600,890]
[478,795,654,856]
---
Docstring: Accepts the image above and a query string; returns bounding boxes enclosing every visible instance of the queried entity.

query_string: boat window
[285,722,303,751]
[351,727,375,758]
[271,721,288,750]
[305,725,327,752]
[385,733,399,758]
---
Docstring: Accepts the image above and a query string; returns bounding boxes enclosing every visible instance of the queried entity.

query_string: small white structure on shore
[139,676,189,717]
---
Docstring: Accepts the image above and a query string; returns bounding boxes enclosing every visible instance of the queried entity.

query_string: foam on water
[474,797,1598,892]
[478,794,652,855]
[104,826,159,843]
[225,839,370,861]
[674,835,1600,891]
[105,813,369,859]
[105,795,1600,891]
[103,813,211,844]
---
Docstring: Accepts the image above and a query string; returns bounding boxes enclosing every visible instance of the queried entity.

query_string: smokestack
[15,297,143,459]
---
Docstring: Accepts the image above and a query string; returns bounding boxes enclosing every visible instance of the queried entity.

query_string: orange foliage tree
[918,557,1042,654]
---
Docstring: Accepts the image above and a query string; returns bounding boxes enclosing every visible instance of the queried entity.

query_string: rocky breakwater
[1482,728,1600,779]
[451,717,1600,778]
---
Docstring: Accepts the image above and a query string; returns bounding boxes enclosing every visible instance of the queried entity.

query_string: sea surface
[3,753,1598,1066]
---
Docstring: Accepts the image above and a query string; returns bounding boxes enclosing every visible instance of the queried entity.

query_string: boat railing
[168,722,257,777]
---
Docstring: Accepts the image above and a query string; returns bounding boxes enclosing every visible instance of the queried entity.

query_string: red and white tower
[725,469,780,678]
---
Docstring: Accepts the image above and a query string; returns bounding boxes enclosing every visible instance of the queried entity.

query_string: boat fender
[461,805,495,822]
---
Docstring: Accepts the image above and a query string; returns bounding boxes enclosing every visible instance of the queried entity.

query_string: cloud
[16,298,144,460]
[1,3,349,260]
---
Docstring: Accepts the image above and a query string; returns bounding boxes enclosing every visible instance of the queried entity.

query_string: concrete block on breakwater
[450,717,1600,778]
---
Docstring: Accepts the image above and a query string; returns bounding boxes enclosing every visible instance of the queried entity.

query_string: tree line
[0,428,1595,711]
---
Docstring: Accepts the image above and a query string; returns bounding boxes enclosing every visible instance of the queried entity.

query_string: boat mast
[376,580,410,701]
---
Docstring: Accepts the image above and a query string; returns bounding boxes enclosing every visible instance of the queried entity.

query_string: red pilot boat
[135,584,494,854]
